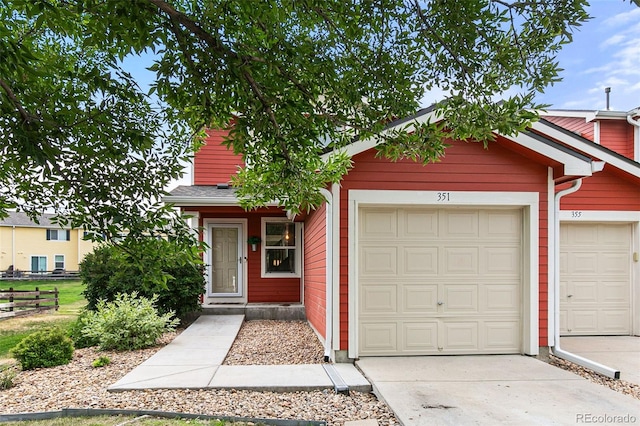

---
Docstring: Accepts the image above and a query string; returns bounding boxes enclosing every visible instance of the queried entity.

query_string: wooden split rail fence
[0,287,59,320]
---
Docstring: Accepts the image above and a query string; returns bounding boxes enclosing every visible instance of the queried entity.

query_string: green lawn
[0,279,86,360]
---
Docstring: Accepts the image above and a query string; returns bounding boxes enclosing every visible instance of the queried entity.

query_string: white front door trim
[203,218,248,302]
[348,190,540,358]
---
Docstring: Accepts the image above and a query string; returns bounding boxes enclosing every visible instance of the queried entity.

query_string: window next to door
[261,218,301,278]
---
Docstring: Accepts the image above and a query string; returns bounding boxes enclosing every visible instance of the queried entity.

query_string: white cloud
[602,7,640,27]
[599,34,625,48]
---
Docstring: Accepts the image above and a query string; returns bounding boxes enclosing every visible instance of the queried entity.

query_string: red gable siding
[599,120,635,160]
[544,116,594,141]
[304,203,327,339]
[338,139,551,351]
[194,129,244,185]
[560,168,640,211]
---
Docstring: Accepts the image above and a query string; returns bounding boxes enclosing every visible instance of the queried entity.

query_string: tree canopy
[3,0,630,239]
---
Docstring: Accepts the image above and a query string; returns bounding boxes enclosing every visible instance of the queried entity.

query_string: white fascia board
[531,121,640,179]
[321,109,441,161]
[507,131,593,177]
[162,196,239,206]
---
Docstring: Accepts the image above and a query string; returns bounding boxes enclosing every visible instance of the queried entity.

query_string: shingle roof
[167,185,239,199]
[0,211,60,228]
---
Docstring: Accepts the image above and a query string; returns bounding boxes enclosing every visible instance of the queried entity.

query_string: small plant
[10,328,74,370]
[0,364,17,389]
[92,355,111,368]
[81,292,179,351]
[247,236,261,244]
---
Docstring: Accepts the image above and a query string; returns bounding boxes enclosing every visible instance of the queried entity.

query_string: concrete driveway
[356,355,640,425]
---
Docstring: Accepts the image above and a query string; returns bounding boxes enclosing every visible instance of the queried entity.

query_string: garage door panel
[601,281,630,303]
[361,209,397,239]
[402,322,439,352]
[403,247,438,275]
[482,284,520,312]
[569,253,599,274]
[360,323,397,353]
[483,247,521,275]
[570,281,598,303]
[443,285,478,313]
[442,321,478,350]
[484,211,521,240]
[600,253,629,274]
[402,210,438,238]
[441,211,479,238]
[484,321,521,350]
[360,246,397,276]
[560,223,631,336]
[402,285,438,313]
[443,247,479,274]
[361,285,397,314]
[600,310,630,334]
[571,310,599,333]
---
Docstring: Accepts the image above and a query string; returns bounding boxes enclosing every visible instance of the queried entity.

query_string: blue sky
[534,1,640,111]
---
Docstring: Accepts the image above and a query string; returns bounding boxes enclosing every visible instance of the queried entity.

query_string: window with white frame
[46,229,70,241]
[54,255,65,270]
[30,256,47,273]
[261,219,301,277]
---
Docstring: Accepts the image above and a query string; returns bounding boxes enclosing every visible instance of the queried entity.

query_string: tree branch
[0,77,36,124]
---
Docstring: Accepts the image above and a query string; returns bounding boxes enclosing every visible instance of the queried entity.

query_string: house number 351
[437,192,450,201]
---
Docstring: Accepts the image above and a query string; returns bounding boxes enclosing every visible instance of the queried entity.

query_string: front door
[208,223,244,298]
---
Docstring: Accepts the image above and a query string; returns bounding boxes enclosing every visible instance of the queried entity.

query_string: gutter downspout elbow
[319,188,333,361]
[552,179,620,379]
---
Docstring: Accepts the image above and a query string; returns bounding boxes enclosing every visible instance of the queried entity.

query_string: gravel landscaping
[2,319,638,426]
[549,355,640,400]
[0,320,399,426]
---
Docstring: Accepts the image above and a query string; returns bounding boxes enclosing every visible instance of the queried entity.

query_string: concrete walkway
[109,315,370,393]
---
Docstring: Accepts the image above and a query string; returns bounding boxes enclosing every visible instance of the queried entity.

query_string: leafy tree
[2,0,634,225]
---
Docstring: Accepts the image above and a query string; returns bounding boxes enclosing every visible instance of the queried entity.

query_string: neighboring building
[164,107,640,362]
[0,211,97,276]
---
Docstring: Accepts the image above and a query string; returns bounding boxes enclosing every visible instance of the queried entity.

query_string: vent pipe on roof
[605,87,611,110]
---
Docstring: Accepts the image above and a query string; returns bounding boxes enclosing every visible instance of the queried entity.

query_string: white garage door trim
[348,190,540,358]
[558,210,640,336]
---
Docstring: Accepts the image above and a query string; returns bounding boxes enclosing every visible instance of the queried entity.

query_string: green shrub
[92,355,111,368]
[0,364,17,389]
[67,309,101,348]
[10,328,74,370]
[81,292,179,351]
[80,239,205,318]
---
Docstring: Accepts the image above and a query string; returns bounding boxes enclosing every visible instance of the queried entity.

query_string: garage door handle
[567,294,573,298]
[437,301,443,305]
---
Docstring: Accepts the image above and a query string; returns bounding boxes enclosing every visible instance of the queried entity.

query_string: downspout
[627,109,640,162]
[552,178,620,379]
[11,226,15,270]
[319,188,333,361]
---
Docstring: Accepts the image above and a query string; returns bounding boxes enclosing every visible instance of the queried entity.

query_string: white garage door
[560,223,632,335]
[358,207,523,356]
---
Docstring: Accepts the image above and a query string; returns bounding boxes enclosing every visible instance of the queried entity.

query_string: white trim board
[347,190,540,358]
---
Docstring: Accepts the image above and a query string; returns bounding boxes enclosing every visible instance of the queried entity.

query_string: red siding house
[164,106,640,362]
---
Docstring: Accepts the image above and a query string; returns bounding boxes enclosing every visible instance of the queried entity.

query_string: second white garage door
[358,207,523,356]
[560,223,632,335]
